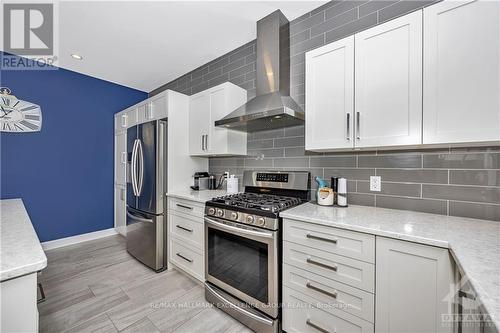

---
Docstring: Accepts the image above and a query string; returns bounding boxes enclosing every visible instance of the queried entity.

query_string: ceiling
[3,1,326,92]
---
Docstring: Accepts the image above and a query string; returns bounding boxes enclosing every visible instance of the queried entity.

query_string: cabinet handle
[176,204,193,210]
[37,283,46,304]
[176,253,193,263]
[346,113,350,140]
[121,152,127,164]
[176,225,193,233]
[306,258,338,272]
[121,114,128,128]
[458,290,476,300]
[306,233,337,244]
[306,282,338,299]
[205,135,208,150]
[306,319,333,333]
[146,103,153,119]
[201,135,205,151]
[356,111,360,140]
[120,188,125,201]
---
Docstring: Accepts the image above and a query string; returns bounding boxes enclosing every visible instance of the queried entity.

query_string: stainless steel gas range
[204,170,310,333]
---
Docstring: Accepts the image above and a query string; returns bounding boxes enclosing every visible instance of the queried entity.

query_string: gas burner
[211,193,302,213]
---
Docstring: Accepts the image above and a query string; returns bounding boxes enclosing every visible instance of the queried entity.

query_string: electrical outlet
[370,176,381,192]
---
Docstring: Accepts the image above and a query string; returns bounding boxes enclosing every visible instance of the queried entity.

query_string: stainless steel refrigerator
[126,119,167,271]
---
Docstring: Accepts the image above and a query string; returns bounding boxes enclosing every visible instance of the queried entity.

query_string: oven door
[205,216,278,318]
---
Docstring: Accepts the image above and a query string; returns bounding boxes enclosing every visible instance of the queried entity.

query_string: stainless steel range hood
[215,10,304,132]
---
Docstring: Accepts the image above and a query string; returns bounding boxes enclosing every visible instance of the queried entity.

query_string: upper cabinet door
[355,11,423,148]
[189,93,210,155]
[114,131,127,185]
[423,0,500,144]
[305,36,354,151]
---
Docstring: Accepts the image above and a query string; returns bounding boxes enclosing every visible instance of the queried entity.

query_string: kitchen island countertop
[0,199,47,282]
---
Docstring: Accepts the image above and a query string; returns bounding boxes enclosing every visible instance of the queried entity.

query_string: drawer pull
[176,253,193,263]
[176,225,193,233]
[306,319,334,333]
[176,204,193,210]
[306,258,338,272]
[306,282,338,299]
[306,233,338,244]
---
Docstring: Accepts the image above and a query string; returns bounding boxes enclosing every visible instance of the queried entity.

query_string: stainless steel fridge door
[127,125,138,209]
[126,206,164,270]
[137,121,159,214]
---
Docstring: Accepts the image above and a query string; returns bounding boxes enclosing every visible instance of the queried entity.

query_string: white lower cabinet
[0,273,39,333]
[375,236,454,333]
[283,287,374,333]
[114,185,126,236]
[167,197,205,282]
[282,219,456,333]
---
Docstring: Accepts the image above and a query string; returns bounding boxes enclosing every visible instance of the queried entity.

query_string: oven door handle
[205,217,274,239]
[204,283,274,326]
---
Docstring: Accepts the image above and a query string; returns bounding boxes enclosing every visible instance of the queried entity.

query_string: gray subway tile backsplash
[376,168,448,184]
[150,0,498,222]
[358,155,422,168]
[423,153,500,169]
[449,170,500,187]
[358,181,422,198]
[449,201,500,222]
[376,196,448,215]
[422,184,500,204]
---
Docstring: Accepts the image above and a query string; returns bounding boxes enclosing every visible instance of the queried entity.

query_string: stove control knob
[207,207,215,216]
[216,209,224,217]
[256,217,266,226]
[230,212,238,220]
[245,215,254,224]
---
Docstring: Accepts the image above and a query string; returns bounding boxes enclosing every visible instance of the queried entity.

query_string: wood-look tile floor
[38,235,253,333]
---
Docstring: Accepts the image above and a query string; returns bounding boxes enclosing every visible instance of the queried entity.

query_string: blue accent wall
[0,53,147,242]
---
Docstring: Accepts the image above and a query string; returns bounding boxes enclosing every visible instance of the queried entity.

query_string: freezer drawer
[126,206,166,271]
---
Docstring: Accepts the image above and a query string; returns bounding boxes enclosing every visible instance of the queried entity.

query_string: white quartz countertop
[281,203,500,329]
[0,199,47,282]
[167,190,233,203]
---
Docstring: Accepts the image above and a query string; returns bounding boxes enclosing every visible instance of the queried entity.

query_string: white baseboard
[42,228,118,251]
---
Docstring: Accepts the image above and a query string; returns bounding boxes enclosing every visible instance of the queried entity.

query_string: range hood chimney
[215,10,305,132]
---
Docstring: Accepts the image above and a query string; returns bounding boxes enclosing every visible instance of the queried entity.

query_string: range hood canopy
[215,10,304,132]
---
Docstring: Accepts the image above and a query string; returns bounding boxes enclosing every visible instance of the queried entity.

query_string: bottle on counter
[337,177,348,207]
[331,177,339,205]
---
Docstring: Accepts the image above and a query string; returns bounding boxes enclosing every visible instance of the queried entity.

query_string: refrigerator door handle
[137,139,144,196]
[131,139,139,196]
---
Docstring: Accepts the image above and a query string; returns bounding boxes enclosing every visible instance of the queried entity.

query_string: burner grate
[211,193,302,213]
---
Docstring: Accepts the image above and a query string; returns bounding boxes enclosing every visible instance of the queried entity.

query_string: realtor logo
[3,3,54,55]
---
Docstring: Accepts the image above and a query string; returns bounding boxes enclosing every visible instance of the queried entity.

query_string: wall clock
[0,87,42,133]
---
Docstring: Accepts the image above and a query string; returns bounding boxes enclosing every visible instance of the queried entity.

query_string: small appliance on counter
[315,176,334,206]
[191,172,209,191]
[226,174,239,194]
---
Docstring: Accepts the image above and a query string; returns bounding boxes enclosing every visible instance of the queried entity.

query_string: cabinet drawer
[284,219,375,263]
[168,198,205,219]
[169,212,204,250]
[283,264,374,322]
[283,287,374,333]
[283,241,374,293]
[170,239,204,282]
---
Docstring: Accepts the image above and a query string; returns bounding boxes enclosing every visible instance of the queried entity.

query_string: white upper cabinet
[423,0,500,144]
[189,82,247,156]
[355,10,423,148]
[305,36,354,151]
[189,92,211,155]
